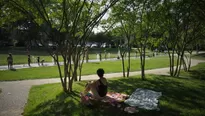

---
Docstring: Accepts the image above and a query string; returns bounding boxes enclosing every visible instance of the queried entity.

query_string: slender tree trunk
[140,46,146,80]
[63,60,68,92]
[67,60,72,92]
[55,54,65,91]
[167,48,173,76]
[169,49,175,76]
[79,49,86,81]
[174,52,180,76]
[182,56,187,71]
[176,48,185,77]
[127,46,131,77]
[187,53,192,71]
[142,46,146,80]
[121,55,125,77]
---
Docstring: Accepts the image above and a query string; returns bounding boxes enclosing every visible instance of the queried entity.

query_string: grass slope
[23,75,205,116]
[180,63,205,80]
[0,56,170,81]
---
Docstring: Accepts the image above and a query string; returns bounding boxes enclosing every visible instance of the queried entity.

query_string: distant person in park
[7,53,13,69]
[104,49,107,60]
[52,53,56,65]
[41,59,45,66]
[28,55,31,67]
[37,56,40,66]
[99,52,102,61]
[82,68,108,100]
[85,47,89,63]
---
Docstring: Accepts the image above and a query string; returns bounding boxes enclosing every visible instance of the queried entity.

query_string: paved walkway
[0,59,204,116]
[0,58,119,70]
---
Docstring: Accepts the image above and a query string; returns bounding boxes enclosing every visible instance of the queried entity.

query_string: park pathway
[0,58,120,71]
[0,59,204,116]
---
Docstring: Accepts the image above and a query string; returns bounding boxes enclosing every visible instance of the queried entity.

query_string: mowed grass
[0,56,170,81]
[0,53,139,65]
[192,53,205,60]
[23,74,205,116]
[180,62,205,80]
[0,54,58,65]
[0,47,154,65]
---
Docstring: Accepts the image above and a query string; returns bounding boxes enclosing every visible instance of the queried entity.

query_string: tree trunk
[56,54,65,91]
[121,56,125,77]
[79,50,86,81]
[127,46,131,77]
[176,49,185,77]
[182,56,187,71]
[140,46,146,80]
[187,51,192,71]
[167,49,173,76]
[168,50,175,76]
[174,52,180,76]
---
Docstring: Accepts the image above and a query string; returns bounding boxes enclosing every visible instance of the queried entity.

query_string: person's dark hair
[97,68,104,77]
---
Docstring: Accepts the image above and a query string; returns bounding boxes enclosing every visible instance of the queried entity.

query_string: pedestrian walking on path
[28,55,31,67]
[7,53,13,69]
[37,56,40,66]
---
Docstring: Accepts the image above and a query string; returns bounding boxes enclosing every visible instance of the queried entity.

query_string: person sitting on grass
[81,68,108,102]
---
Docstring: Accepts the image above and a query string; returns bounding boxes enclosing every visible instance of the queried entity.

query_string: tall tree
[157,0,205,77]
[4,0,118,92]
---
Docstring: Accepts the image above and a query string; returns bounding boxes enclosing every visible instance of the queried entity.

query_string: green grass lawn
[23,74,205,116]
[0,53,142,65]
[0,47,154,65]
[192,53,205,60]
[0,56,171,81]
[180,62,205,80]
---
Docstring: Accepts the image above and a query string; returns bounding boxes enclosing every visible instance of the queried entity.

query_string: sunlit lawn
[23,56,205,116]
[23,74,205,116]
[0,53,141,65]
[0,47,154,65]
[0,56,170,81]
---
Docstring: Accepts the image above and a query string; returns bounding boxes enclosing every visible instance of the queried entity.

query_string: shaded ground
[0,59,204,116]
[23,75,205,116]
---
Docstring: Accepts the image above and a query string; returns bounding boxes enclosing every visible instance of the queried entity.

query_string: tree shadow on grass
[108,75,205,116]
[25,75,205,116]
[25,91,82,116]
[187,69,205,80]
[25,89,140,116]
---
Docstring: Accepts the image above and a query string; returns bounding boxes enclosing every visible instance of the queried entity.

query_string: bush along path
[0,59,204,116]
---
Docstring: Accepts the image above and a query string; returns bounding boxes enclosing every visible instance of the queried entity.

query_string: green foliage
[24,74,205,116]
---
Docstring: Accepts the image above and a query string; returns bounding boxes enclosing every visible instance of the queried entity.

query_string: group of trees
[103,0,205,80]
[1,0,119,92]
[1,0,205,93]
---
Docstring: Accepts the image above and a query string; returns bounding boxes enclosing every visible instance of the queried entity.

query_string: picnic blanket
[81,92,128,106]
[124,88,162,110]
[102,92,129,103]
[81,92,139,113]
